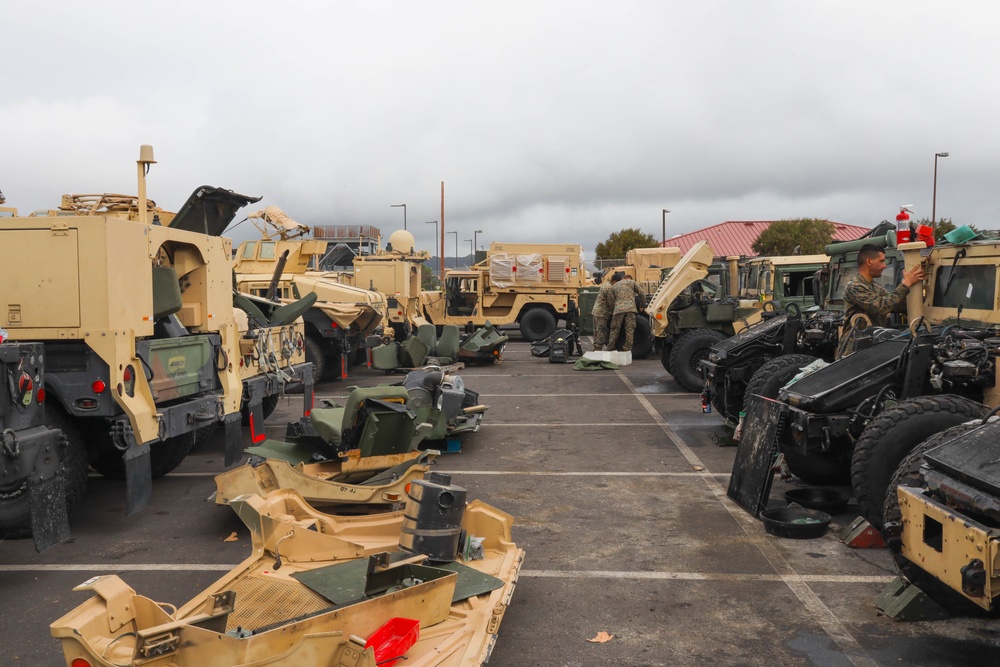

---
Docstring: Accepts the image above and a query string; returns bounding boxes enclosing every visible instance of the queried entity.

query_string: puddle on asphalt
[633,382,672,393]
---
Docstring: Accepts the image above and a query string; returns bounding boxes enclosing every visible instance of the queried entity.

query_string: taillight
[123,365,136,398]
[36,387,45,403]
[71,658,92,667]
[91,380,106,394]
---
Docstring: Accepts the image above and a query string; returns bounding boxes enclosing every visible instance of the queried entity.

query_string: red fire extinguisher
[895,205,914,244]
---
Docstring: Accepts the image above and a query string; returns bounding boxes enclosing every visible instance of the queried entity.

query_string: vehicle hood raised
[168,186,261,236]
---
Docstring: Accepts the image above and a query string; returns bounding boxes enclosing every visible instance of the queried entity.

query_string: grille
[225,575,331,633]
[45,343,92,373]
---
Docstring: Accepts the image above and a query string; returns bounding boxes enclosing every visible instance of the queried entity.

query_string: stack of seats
[398,324,461,367]
[458,320,508,362]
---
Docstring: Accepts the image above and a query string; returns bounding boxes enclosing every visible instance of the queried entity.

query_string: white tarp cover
[490,253,515,288]
[515,253,543,283]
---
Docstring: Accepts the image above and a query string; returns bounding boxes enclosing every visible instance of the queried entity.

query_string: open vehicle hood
[168,186,261,236]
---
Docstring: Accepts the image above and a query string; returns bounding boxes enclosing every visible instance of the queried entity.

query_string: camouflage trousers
[592,315,611,349]
[608,312,637,351]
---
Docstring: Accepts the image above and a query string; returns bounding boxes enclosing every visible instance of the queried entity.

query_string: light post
[662,208,670,245]
[465,240,473,267]
[932,152,949,228]
[390,203,407,230]
[425,221,438,274]
[473,229,483,262]
[447,231,457,270]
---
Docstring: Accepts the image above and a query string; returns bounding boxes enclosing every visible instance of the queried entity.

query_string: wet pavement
[2,338,999,665]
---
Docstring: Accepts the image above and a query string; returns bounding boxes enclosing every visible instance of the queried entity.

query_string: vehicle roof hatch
[169,186,262,236]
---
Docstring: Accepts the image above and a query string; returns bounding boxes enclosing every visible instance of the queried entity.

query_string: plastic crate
[365,617,420,666]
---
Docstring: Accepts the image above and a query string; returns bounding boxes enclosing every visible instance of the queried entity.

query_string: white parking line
[615,369,878,667]
[437,471,729,477]
[522,570,894,583]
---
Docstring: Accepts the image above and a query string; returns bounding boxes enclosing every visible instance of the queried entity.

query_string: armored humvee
[738,237,1000,530]
[419,242,587,342]
[0,147,312,546]
[340,229,430,340]
[233,206,386,380]
[647,243,827,392]
[884,417,1000,612]
[702,224,901,423]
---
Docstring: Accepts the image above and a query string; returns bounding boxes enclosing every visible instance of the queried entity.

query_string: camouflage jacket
[611,279,646,314]
[843,273,909,327]
[592,282,615,318]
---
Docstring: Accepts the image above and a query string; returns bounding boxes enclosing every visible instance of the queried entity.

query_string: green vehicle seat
[309,385,419,457]
[152,266,183,321]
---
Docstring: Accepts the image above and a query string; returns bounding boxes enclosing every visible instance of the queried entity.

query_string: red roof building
[661,220,872,258]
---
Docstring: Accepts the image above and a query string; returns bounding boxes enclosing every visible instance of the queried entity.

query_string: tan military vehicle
[646,245,827,391]
[419,242,587,341]
[339,229,429,339]
[599,246,682,294]
[52,482,524,666]
[0,147,268,535]
[233,207,386,380]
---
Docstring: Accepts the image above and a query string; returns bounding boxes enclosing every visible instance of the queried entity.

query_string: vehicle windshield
[933,262,996,310]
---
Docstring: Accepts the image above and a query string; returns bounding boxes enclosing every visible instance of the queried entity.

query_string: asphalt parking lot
[3,338,1000,666]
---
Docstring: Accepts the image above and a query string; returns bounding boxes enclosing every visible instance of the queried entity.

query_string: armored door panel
[1,229,80,329]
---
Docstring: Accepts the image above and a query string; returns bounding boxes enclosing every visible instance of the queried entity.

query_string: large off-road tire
[632,316,653,359]
[519,308,557,342]
[851,394,988,531]
[658,342,674,373]
[90,432,199,480]
[883,420,987,614]
[744,353,846,484]
[743,354,818,405]
[0,408,89,539]
[668,328,727,392]
[609,315,653,359]
[304,335,327,381]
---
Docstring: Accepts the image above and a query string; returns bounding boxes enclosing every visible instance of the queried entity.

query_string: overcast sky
[4,1,998,260]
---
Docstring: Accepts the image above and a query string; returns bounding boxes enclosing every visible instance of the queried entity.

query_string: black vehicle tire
[883,420,988,614]
[716,356,772,424]
[304,335,327,381]
[744,353,846,484]
[668,328,727,393]
[519,308,557,342]
[743,353,818,405]
[90,432,198,480]
[0,408,89,539]
[631,316,653,359]
[851,394,988,531]
[658,342,674,374]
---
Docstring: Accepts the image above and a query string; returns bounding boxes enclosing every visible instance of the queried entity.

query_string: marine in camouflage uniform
[843,272,910,328]
[838,244,923,356]
[608,276,646,352]
[591,279,616,350]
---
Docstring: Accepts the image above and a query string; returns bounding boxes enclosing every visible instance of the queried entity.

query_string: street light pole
[391,203,407,230]
[662,209,670,245]
[425,221,438,274]
[447,231,457,270]
[465,240,473,267]
[932,152,949,229]
[473,229,483,261]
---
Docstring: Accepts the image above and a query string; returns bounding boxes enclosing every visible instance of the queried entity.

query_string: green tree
[751,219,836,256]
[595,228,658,260]
[421,264,440,291]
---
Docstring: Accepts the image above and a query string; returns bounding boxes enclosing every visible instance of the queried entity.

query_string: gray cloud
[4,1,999,259]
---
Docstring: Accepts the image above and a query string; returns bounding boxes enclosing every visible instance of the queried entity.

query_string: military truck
[598,247,682,294]
[339,229,430,340]
[646,243,827,392]
[0,146,287,538]
[702,224,900,423]
[233,206,386,380]
[737,237,1000,531]
[419,242,587,342]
